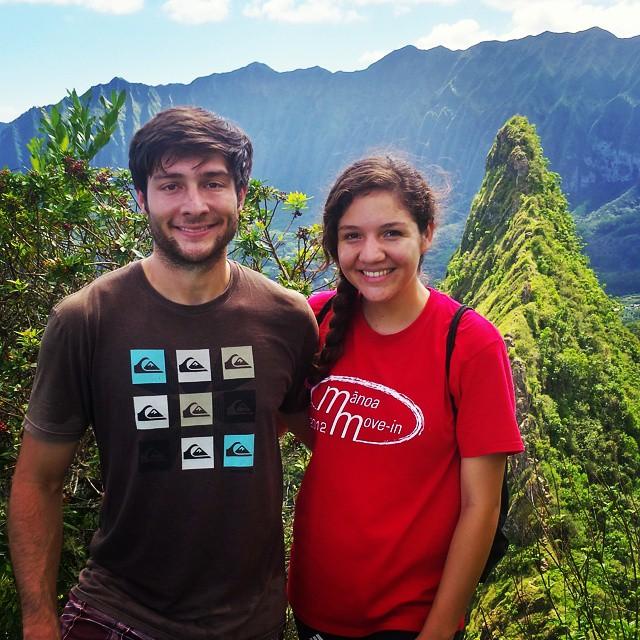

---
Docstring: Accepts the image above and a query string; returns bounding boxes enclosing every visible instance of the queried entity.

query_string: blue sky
[1,0,639,123]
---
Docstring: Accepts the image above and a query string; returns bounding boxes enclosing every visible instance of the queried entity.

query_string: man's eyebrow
[199,170,231,178]
[150,168,231,180]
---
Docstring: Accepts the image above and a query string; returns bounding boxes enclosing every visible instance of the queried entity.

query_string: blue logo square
[130,350,166,384]
[223,434,255,468]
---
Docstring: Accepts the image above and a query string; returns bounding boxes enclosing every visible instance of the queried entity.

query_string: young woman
[288,157,524,640]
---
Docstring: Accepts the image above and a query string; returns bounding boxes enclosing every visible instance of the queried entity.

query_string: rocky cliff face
[2,28,639,292]
[442,115,640,638]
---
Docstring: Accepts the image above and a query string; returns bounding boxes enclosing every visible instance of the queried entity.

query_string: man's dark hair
[129,106,253,197]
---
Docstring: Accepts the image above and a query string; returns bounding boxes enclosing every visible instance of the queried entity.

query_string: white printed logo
[221,346,255,380]
[176,349,212,383]
[181,436,215,470]
[310,376,424,445]
[133,395,169,429]
[179,393,214,427]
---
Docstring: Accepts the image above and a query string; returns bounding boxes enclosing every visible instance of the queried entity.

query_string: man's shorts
[60,593,158,640]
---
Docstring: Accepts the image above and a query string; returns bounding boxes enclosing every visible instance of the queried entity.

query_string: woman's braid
[310,276,358,385]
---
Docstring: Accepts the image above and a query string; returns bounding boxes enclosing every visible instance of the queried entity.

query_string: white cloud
[162,0,229,23]
[243,0,360,23]
[243,0,456,22]
[415,18,497,51]
[352,0,456,4]
[370,0,457,18]
[413,2,640,52]
[483,0,640,40]
[0,0,142,13]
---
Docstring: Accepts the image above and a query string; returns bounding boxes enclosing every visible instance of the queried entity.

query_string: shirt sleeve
[279,300,319,414]
[23,307,92,442]
[451,319,524,458]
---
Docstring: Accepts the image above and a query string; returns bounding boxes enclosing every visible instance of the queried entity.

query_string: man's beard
[149,216,238,271]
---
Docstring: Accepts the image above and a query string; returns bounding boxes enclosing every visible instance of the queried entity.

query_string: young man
[8,107,318,640]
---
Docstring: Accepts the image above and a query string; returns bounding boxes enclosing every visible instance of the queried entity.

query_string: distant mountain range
[1,27,638,294]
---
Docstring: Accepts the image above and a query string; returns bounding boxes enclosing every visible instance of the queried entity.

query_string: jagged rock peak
[486,115,546,185]
[460,115,554,250]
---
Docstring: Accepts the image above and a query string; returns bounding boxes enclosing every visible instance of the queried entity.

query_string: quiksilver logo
[137,405,165,421]
[227,399,253,416]
[178,357,207,373]
[184,444,211,459]
[225,442,252,457]
[133,357,162,374]
[182,402,210,419]
[224,354,251,370]
[140,445,166,463]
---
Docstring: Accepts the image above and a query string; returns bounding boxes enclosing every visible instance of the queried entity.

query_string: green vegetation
[444,115,640,639]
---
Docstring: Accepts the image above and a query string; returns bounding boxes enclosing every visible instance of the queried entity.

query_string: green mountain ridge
[443,116,640,638]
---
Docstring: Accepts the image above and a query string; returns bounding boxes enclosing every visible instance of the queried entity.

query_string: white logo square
[181,436,215,470]
[176,349,212,383]
[133,395,169,429]
[221,346,255,380]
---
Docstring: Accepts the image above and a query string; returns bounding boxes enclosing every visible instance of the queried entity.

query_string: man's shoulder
[233,262,309,311]
[53,261,140,317]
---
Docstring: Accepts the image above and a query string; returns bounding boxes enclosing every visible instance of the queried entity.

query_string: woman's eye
[341,232,360,241]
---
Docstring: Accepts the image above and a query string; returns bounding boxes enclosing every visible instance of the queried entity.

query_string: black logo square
[223,391,256,424]
[139,439,172,472]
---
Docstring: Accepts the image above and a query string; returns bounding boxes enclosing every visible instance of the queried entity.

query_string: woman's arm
[417,453,507,640]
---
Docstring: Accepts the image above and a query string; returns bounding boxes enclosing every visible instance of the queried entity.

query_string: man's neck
[141,253,231,305]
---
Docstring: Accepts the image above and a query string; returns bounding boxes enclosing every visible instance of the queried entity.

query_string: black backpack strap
[446,303,510,582]
[446,305,471,417]
[314,295,335,326]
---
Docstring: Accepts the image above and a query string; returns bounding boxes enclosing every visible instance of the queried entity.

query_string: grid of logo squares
[130,347,256,471]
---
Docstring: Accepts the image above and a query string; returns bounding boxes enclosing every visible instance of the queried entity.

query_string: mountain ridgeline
[443,116,640,638]
[1,28,639,294]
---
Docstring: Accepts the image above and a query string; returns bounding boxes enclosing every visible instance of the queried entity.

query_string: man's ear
[237,186,248,210]
[137,190,148,213]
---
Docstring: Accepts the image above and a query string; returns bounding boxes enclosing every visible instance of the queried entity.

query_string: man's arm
[277,410,314,449]
[417,453,507,640]
[8,432,78,640]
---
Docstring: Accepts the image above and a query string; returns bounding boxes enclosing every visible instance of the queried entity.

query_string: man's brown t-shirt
[24,260,317,640]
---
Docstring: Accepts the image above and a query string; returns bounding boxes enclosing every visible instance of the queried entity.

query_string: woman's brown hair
[311,156,438,384]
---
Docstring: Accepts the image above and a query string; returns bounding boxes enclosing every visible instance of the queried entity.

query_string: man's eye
[206,182,224,189]
[161,183,178,191]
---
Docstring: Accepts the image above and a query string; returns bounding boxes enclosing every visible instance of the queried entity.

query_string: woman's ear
[420,221,435,253]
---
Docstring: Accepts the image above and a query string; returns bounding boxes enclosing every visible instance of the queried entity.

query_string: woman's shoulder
[307,289,336,317]
[428,288,504,357]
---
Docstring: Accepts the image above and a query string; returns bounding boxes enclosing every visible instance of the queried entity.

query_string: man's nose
[181,186,208,214]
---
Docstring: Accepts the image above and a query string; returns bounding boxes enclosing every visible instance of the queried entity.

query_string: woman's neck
[361,281,430,335]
